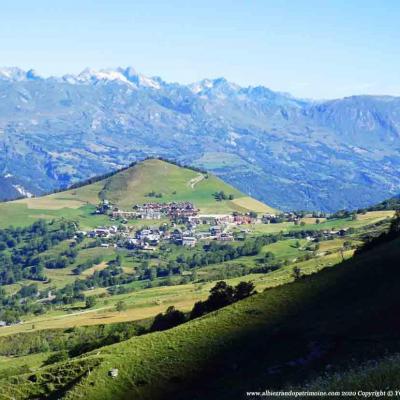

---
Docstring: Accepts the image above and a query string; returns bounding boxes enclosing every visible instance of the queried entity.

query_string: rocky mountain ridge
[0,66,399,211]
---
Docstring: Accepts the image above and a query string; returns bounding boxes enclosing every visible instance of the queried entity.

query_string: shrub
[150,306,186,332]
[44,350,69,365]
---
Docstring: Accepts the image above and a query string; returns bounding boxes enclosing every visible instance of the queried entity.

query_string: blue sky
[0,0,399,99]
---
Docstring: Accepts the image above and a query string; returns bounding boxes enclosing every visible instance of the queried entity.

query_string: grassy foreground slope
[3,234,400,400]
[0,159,275,228]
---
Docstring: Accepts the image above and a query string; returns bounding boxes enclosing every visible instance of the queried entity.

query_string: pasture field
[44,247,117,288]
[2,235,398,400]
[0,205,389,333]
[0,353,51,377]
[0,237,354,336]
[15,197,85,210]
[3,245,119,296]
[0,203,110,229]
[249,210,394,235]
[99,159,259,214]
[0,158,398,400]
[0,159,275,229]
[231,196,276,213]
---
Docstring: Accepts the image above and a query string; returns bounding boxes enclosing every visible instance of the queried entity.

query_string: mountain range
[1,66,400,211]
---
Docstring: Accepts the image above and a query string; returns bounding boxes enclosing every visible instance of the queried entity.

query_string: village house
[88,227,111,238]
[96,199,112,214]
[218,232,234,241]
[195,231,212,240]
[38,290,56,303]
[133,202,199,221]
[182,236,197,247]
[210,225,223,236]
[198,214,234,225]
[112,210,141,219]
[109,226,118,234]
[233,214,254,225]
[135,228,161,242]
[127,237,140,247]
[262,213,277,224]
[171,228,183,244]
[141,210,162,220]
[187,216,201,225]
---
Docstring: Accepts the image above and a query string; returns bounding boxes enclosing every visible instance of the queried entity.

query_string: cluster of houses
[187,213,256,226]
[98,199,331,229]
[170,225,234,247]
[87,226,120,238]
[134,202,199,220]
[262,212,305,224]
[298,227,350,242]
[319,228,349,240]
[100,199,263,226]
[108,201,199,221]
[90,199,347,251]
[80,217,237,251]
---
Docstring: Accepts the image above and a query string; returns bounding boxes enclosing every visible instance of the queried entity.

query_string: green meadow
[0,159,275,229]
[2,234,399,400]
[0,158,397,400]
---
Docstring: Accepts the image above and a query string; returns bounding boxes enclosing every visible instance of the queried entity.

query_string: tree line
[150,280,256,332]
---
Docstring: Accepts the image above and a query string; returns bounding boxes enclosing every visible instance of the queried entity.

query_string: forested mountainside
[1,67,400,211]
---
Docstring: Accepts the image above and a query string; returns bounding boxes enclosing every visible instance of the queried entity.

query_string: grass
[231,196,275,213]
[0,238,353,336]
[2,245,119,297]
[99,159,273,213]
[0,203,110,229]
[4,235,398,400]
[261,239,308,261]
[0,352,50,377]
[300,354,400,394]
[0,159,275,229]
[248,211,394,235]
[0,207,389,335]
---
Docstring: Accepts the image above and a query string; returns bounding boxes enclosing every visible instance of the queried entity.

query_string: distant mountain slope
[0,159,275,228]
[365,194,400,211]
[0,67,400,211]
[0,176,21,199]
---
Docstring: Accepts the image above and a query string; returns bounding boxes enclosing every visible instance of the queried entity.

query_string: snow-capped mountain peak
[72,68,132,85]
[116,67,161,89]
[0,67,42,81]
[189,79,215,94]
[60,67,161,89]
[189,78,240,96]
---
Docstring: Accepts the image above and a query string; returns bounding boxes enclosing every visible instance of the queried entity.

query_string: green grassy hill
[3,231,400,400]
[0,159,275,228]
[97,158,272,213]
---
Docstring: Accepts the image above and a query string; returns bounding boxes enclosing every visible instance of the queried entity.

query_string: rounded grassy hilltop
[0,159,276,228]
